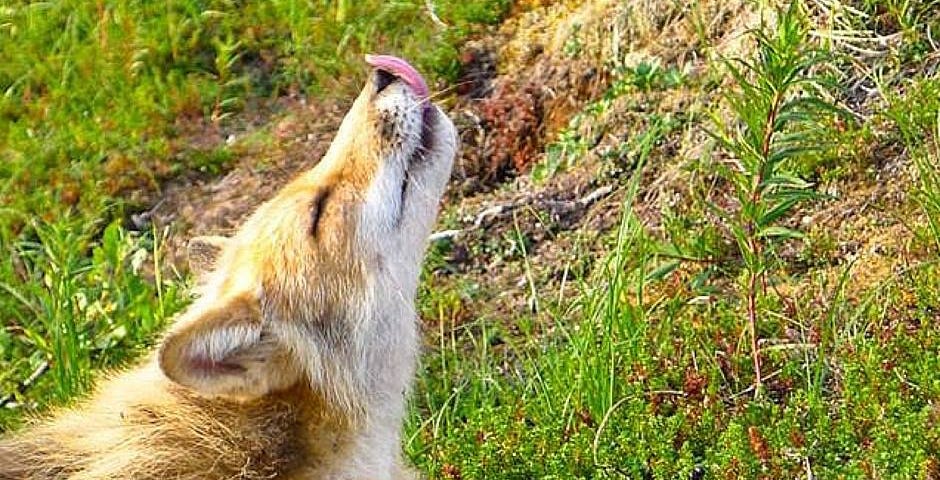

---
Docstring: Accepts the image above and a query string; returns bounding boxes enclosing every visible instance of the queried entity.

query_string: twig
[725,368,782,402]
[654,252,716,264]
[646,389,687,397]
[0,361,50,408]
[428,229,461,242]
[760,342,816,352]
[429,185,616,241]
[424,0,448,28]
[473,204,510,228]
[578,185,614,205]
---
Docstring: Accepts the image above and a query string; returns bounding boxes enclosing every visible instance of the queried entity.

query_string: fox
[0,54,457,480]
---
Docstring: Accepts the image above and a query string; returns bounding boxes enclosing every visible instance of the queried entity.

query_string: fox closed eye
[309,188,332,237]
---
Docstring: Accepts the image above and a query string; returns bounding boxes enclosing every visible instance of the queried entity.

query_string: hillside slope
[3,0,940,478]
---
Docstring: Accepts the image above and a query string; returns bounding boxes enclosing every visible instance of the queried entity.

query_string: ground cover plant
[2,0,940,478]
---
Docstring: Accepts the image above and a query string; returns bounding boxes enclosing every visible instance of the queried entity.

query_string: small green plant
[210,35,246,124]
[608,59,686,97]
[563,24,584,58]
[0,218,185,427]
[533,118,591,182]
[707,1,841,396]
[913,112,940,252]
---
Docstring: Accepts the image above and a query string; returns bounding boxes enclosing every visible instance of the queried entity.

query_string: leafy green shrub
[706,1,843,395]
[0,220,184,428]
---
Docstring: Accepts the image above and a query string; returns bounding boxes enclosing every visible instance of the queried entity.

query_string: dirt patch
[449,2,614,190]
[144,98,348,267]
[448,0,760,192]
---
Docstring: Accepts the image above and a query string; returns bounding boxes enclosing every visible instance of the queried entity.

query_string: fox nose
[365,54,429,100]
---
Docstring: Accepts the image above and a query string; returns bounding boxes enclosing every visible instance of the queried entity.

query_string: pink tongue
[365,54,429,100]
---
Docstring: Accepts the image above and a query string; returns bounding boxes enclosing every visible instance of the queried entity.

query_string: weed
[614,60,686,93]
[209,35,247,124]
[706,1,843,396]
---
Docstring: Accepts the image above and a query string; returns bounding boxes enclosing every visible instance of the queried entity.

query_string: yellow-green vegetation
[3,0,940,479]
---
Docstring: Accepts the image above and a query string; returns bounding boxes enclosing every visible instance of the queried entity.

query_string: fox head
[158,56,457,416]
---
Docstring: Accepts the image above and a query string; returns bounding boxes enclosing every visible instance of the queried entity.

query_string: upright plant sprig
[912,111,940,253]
[708,2,840,397]
[210,35,244,124]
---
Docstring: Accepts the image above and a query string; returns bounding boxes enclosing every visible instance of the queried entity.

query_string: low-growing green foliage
[405,1,940,478]
[410,178,940,479]
[0,220,185,427]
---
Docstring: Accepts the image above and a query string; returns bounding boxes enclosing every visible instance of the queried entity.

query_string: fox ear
[158,294,300,398]
[187,236,230,276]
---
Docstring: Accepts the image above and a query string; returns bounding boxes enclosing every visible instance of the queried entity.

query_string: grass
[0,219,186,426]
[3,0,940,478]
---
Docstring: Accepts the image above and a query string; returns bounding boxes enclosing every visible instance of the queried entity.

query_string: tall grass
[915,134,940,252]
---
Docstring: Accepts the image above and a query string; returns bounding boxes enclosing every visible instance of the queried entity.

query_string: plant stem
[747,270,762,397]
[746,90,783,398]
